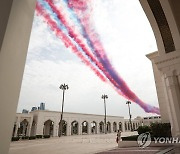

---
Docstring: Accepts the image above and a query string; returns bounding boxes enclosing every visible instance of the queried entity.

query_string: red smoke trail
[67,0,132,95]
[36,1,124,96]
[46,0,103,71]
[67,0,160,114]
[36,2,107,82]
[45,0,126,96]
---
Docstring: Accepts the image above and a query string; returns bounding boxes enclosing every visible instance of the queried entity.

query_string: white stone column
[96,123,99,134]
[161,74,174,126]
[27,119,33,136]
[0,0,36,153]
[36,124,44,136]
[66,123,70,136]
[30,123,36,136]
[88,123,91,135]
[78,122,82,135]
[122,122,125,132]
[14,117,20,137]
[27,124,32,137]
[34,123,38,136]
[111,123,113,133]
[53,124,58,137]
[165,73,180,137]
[14,122,19,137]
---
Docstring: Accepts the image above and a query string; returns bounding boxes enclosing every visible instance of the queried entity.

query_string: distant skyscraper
[31,107,37,112]
[22,109,29,114]
[40,102,45,110]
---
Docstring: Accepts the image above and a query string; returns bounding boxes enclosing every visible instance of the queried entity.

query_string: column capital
[164,71,174,79]
[165,74,179,88]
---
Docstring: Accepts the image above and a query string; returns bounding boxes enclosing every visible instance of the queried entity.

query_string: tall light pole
[102,94,108,134]
[126,100,133,131]
[59,83,69,137]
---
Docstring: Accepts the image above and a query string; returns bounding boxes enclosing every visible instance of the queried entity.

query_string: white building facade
[12,110,143,137]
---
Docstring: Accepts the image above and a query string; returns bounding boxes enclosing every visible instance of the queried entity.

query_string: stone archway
[43,120,54,136]
[82,121,88,134]
[99,121,104,133]
[106,122,111,133]
[71,121,78,135]
[91,121,97,134]
[125,122,127,131]
[140,0,180,137]
[119,122,122,131]
[17,119,28,137]
[59,120,67,136]
[113,122,117,132]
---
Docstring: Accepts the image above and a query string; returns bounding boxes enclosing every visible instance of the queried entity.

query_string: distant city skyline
[17,0,159,118]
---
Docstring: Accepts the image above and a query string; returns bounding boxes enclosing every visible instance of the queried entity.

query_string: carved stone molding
[165,75,179,88]
[155,55,180,65]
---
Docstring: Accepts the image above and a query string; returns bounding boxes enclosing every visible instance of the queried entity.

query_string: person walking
[116,130,121,143]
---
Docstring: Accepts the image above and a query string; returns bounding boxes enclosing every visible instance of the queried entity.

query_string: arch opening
[82,121,88,134]
[113,122,117,132]
[71,121,78,135]
[43,120,54,136]
[106,122,111,133]
[91,121,97,134]
[59,120,67,136]
[99,121,104,133]
[17,119,29,137]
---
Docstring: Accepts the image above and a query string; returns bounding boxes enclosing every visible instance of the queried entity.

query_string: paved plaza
[9,132,137,154]
[9,132,174,154]
[98,147,174,154]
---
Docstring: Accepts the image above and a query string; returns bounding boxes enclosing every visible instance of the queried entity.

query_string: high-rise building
[40,102,45,110]
[31,107,37,112]
[22,109,29,114]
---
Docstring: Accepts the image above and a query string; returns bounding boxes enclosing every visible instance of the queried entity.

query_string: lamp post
[102,94,108,134]
[126,100,133,131]
[59,83,69,137]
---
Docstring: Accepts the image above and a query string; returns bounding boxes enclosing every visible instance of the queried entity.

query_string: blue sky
[17,0,158,118]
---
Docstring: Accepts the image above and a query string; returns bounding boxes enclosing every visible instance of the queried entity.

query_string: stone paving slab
[9,134,117,154]
[96,147,170,154]
[8,132,138,154]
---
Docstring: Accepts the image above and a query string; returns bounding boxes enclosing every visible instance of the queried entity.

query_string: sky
[17,0,159,119]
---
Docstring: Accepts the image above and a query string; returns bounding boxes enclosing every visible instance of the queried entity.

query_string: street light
[102,94,108,134]
[126,100,133,131]
[59,83,69,137]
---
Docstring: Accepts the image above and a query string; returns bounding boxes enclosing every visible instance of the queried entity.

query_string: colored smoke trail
[36,0,160,115]
[36,2,107,82]
[46,0,104,74]
[45,0,126,96]
[67,0,160,114]
[37,0,123,97]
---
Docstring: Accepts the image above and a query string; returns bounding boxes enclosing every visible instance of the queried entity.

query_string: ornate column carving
[164,71,180,137]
